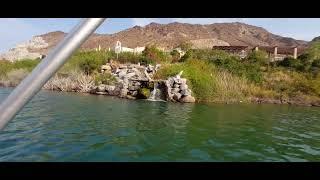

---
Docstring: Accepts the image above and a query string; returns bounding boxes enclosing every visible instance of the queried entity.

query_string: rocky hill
[311,36,320,43]
[0,22,309,61]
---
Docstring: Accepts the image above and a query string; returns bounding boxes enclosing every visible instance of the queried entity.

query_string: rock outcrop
[93,62,160,100]
[164,71,195,103]
[0,36,48,61]
[93,63,196,103]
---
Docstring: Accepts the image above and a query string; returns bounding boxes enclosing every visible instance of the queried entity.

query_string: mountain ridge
[0,22,310,61]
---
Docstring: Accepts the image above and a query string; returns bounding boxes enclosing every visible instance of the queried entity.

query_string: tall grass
[0,59,40,78]
[154,59,266,103]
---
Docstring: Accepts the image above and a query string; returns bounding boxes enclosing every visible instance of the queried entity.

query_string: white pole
[0,18,106,130]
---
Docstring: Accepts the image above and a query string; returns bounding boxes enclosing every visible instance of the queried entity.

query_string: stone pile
[94,63,158,99]
[165,71,195,103]
[94,63,196,103]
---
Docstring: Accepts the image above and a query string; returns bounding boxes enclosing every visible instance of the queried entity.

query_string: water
[0,87,320,162]
[148,82,165,102]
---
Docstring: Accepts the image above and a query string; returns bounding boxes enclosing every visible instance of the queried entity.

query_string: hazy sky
[0,18,320,53]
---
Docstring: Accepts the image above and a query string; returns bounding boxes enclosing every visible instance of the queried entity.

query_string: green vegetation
[138,88,151,99]
[180,49,264,83]
[154,59,270,103]
[1,42,320,106]
[0,58,40,78]
[142,45,171,64]
[94,72,117,86]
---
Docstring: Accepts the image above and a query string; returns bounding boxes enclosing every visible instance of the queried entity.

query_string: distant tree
[142,45,170,64]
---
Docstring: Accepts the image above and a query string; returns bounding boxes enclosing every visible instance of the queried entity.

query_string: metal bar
[0,18,106,130]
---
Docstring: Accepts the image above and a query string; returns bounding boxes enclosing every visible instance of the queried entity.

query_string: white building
[114,41,145,54]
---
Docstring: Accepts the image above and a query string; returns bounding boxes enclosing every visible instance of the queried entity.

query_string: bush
[278,57,303,71]
[246,50,269,66]
[179,49,263,84]
[6,69,29,86]
[138,88,151,99]
[94,72,117,85]
[61,51,112,74]
[117,52,143,64]
[154,59,264,102]
[155,59,216,101]
[142,45,171,64]
[0,59,40,78]
[170,49,181,63]
[305,41,320,60]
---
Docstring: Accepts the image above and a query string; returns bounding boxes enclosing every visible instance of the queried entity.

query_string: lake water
[0,87,320,162]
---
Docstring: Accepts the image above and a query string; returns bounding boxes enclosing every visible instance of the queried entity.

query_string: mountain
[311,36,320,43]
[0,22,309,61]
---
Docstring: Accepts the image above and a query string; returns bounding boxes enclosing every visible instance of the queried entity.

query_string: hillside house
[253,46,306,61]
[114,41,145,54]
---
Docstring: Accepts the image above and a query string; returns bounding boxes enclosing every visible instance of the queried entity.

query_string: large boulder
[128,85,140,91]
[105,85,116,94]
[179,95,196,103]
[173,93,182,101]
[180,84,188,91]
[118,70,127,79]
[181,89,192,96]
[119,89,128,98]
[96,84,106,92]
[173,83,180,88]
[172,88,180,93]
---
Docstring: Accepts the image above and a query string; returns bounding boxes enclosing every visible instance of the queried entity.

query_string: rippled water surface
[0,87,320,161]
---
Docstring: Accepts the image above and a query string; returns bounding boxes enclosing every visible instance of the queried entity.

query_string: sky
[0,18,320,53]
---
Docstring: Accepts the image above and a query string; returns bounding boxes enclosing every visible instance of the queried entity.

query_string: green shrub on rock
[138,88,151,99]
[94,72,117,85]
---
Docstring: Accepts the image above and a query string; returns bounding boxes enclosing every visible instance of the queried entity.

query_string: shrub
[62,51,112,74]
[179,49,263,84]
[94,72,117,85]
[6,69,29,86]
[154,59,264,103]
[0,59,40,78]
[154,59,216,101]
[305,41,320,60]
[246,50,269,66]
[117,52,143,64]
[170,49,181,63]
[142,45,171,64]
[278,57,303,71]
[138,88,151,99]
[12,59,41,71]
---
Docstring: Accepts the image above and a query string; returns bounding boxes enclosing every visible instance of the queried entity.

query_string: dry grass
[0,68,29,87]
[43,71,95,92]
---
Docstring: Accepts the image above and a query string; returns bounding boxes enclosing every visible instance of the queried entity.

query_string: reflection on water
[0,87,320,162]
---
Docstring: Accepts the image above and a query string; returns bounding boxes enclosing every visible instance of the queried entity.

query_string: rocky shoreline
[90,62,196,103]
[1,61,319,107]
